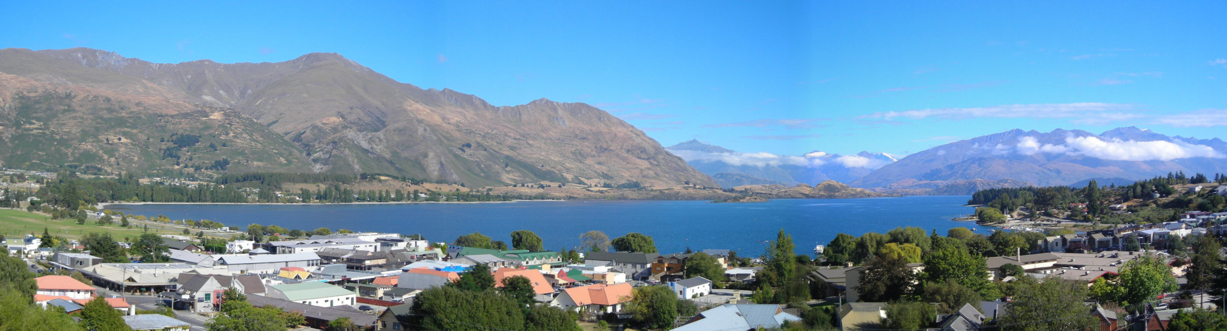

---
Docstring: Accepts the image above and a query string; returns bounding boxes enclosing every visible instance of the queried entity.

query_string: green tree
[453,263,496,292]
[326,317,358,331]
[854,232,889,264]
[208,288,290,331]
[879,243,922,263]
[856,253,916,302]
[884,301,936,330]
[1117,252,1178,305]
[1187,235,1221,305]
[492,240,508,250]
[824,233,857,265]
[767,229,796,287]
[625,286,678,329]
[411,286,525,330]
[921,240,997,300]
[611,233,657,253]
[40,227,54,248]
[510,230,545,252]
[524,306,582,331]
[922,279,983,314]
[682,252,725,282]
[120,215,129,227]
[751,283,775,304]
[989,231,1029,257]
[80,296,133,331]
[1124,235,1141,252]
[999,263,1024,278]
[999,277,1096,331]
[1167,309,1227,331]
[0,286,82,331]
[886,226,932,252]
[288,229,306,239]
[0,255,38,301]
[1088,277,1122,303]
[947,227,975,241]
[455,232,493,249]
[501,275,537,308]
[312,227,332,236]
[132,233,169,262]
[975,207,1006,224]
[580,230,611,252]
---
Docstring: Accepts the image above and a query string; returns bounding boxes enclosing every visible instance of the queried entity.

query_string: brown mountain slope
[0,48,714,187]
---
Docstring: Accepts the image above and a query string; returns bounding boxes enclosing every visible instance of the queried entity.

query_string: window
[204,293,211,301]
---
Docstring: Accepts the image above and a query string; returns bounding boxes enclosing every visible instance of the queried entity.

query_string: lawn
[0,208,180,242]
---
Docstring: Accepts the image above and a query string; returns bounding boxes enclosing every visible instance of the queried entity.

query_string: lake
[104,196,987,257]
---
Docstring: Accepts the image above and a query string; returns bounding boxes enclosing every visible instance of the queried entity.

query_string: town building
[245,294,377,330]
[215,252,321,275]
[168,249,215,267]
[397,268,459,290]
[173,274,265,312]
[668,276,712,299]
[673,304,802,331]
[226,240,256,253]
[584,251,660,280]
[549,283,633,315]
[79,263,227,295]
[268,237,377,254]
[52,252,103,270]
[839,302,887,331]
[122,315,190,331]
[265,282,358,308]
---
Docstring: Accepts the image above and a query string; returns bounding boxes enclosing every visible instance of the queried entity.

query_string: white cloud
[1011,135,1223,161]
[804,151,828,158]
[1015,136,1069,155]
[1210,59,1227,67]
[835,155,870,168]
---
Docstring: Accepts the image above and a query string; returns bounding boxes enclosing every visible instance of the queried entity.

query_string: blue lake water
[105,196,986,257]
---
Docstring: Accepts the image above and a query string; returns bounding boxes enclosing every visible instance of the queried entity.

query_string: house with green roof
[266,282,357,308]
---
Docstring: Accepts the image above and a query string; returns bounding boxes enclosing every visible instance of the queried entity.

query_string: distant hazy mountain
[665,139,897,187]
[853,127,1227,191]
[0,47,715,187]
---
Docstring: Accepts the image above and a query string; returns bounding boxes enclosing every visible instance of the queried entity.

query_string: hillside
[0,48,714,188]
[853,127,1227,191]
[733,180,888,199]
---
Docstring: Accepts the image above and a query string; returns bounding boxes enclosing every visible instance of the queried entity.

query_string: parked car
[358,305,373,312]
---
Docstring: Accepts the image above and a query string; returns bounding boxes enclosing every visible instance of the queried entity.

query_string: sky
[2,1,1226,157]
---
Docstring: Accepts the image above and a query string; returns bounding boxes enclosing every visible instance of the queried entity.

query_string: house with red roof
[34,275,133,315]
[493,268,554,297]
[550,283,633,315]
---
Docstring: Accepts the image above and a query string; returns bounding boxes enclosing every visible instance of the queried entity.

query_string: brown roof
[406,267,459,281]
[36,275,96,291]
[563,283,633,306]
[493,269,554,295]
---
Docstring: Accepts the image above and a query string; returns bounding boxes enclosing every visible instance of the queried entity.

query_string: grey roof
[673,276,712,288]
[939,314,978,331]
[168,249,213,265]
[162,238,196,250]
[986,253,1060,269]
[957,303,985,323]
[234,275,266,294]
[217,252,319,265]
[122,314,190,330]
[459,254,507,264]
[46,298,82,313]
[245,294,377,327]
[701,249,731,257]
[673,304,800,331]
[179,274,220,293]
[584,251,660,264]
[980,301,1008,319]
[813,267,848,281]
[384,287,417,296]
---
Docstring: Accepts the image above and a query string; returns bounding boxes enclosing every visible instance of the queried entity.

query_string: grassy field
[0,208,181,242]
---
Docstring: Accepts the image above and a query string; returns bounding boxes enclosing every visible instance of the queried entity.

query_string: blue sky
[2,1,1226,157]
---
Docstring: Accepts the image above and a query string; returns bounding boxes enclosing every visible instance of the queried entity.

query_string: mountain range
[668,127,1227,194]
[0,48,714,188]
[666,139,897,188]
[852,127,1227,190]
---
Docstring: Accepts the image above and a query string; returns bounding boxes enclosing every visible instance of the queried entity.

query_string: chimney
[1016,247,1021,264]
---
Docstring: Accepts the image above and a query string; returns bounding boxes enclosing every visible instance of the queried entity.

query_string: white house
[668,276,712,299]
[226,240,256,253]
[8,235,41,256]
[550,283,633,315]
[265,282,357,308]
[215,252,321,275]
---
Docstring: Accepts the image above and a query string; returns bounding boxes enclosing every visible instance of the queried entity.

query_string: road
[96,287,209,331]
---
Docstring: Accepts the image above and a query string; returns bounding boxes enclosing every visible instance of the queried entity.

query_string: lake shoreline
[97,199,568,210]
